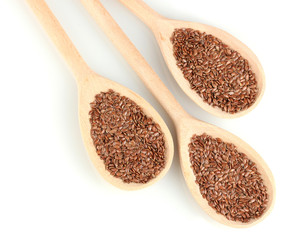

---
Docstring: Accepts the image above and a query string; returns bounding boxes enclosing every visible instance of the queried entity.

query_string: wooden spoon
[117,0,265,119]
[26,0,174,191]
[81,0,275,227]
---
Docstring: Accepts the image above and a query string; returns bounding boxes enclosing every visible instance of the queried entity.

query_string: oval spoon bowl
[177,117,275,227]
[26,0,174,191]
[154,19,265,119]
[78,72,174,190]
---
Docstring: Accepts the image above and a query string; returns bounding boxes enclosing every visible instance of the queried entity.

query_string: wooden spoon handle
[26,0,91,83]
[118,0,164,29]
[81,0,188,122]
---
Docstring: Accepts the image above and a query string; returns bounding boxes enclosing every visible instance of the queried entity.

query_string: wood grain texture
[26,0,174,191]
[82,0,275,227]
[119,0,265,119]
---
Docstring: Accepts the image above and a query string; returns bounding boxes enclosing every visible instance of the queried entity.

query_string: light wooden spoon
[81,0,275,227]
[118,0,265,119]
[26,0,174,191]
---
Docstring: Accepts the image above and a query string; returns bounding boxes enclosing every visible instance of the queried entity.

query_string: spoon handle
[81,0,188,122]
[26,0,91,83]
[118,0,164,29]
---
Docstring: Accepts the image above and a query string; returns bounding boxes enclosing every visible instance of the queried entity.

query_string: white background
[0,0,300,239]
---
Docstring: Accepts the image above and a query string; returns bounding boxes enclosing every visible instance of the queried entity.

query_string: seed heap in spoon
[171,28,258,114]
[189,134,268,222]
[89,90,166,184]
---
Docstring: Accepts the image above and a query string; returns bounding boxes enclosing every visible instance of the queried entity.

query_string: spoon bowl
[26,0,174,191]
[81,0,275,227]
[78,72,174,190]
[153,19,265,118]
[119,0,265,118]
[177,117,274,227]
